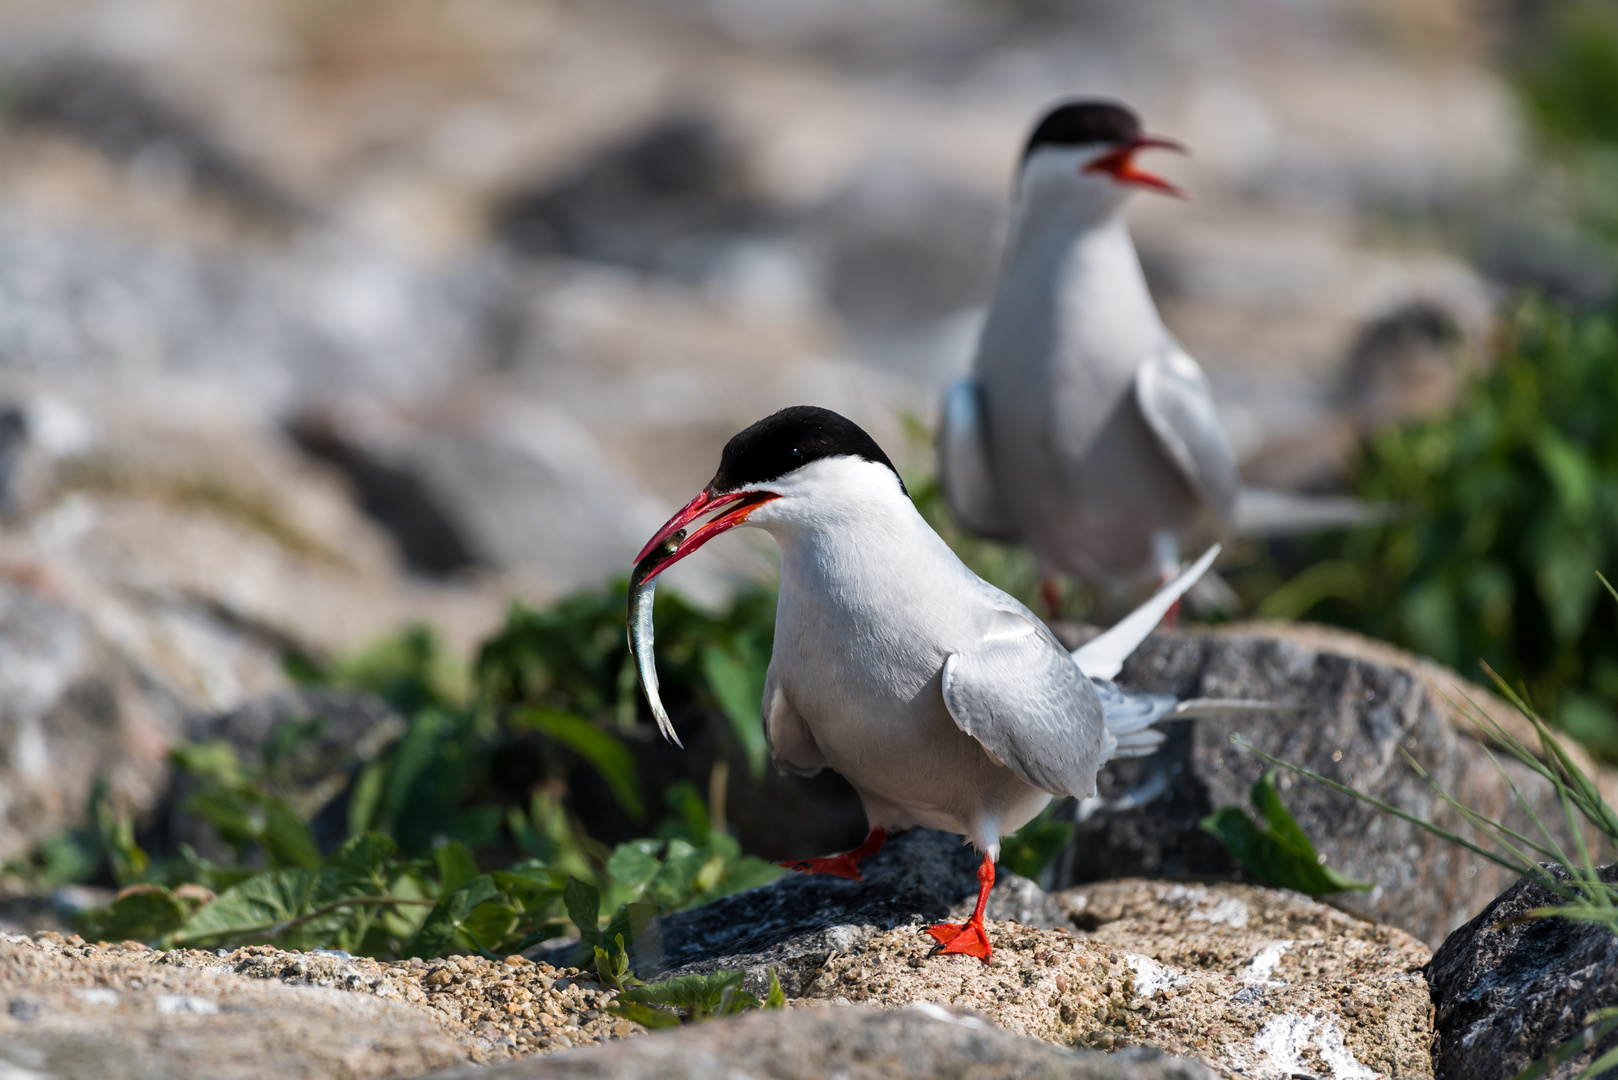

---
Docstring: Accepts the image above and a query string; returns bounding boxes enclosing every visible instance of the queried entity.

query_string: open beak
[627,486,779,749]
[1082,134,1188,198]
[632,487,780,587]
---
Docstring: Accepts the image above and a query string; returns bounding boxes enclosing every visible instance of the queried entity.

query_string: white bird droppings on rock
[155,993,219,1015]
[1125,953,1185,998]
[1189,896,1251,929]
[1245,1012,1380,1080]
[1242,941,1295,986]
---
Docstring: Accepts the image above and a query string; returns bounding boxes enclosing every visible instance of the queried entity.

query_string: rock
[1075,623,1618,947]
[1,934,463,1079]
[805,878,1433,1080]
[423,1005,1219,1080]
[627,829,1062,996]
[494,113,772,280]
[1,932,629,1071]
[4,873,1435,1078]
[1427,865,1618,1080]
[0,579,178,860]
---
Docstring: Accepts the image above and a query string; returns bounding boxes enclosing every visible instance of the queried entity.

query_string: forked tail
[1069,544,1274,762]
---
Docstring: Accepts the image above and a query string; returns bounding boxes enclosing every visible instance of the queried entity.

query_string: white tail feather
[1072,544,1220,681]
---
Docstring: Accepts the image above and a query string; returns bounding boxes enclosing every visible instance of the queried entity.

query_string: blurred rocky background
[1,0,1617,966]
[6,5,1618,1079]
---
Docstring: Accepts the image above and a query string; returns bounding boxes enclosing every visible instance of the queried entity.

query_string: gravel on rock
[420,1004,1220,1080]
[803,879,1435,1080]
[3,879,1437,1080]
[1,930,640,1069]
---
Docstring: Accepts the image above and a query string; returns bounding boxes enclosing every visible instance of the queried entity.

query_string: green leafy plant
[608,969,762,1025]
[999,804,1075,882]
[1199,771,1371,898]
[1519,1,1618,150]
[1244,296,1618,758]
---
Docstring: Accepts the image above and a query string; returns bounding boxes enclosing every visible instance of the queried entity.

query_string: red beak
[1082,134,1188,198]
[632,488,780,585]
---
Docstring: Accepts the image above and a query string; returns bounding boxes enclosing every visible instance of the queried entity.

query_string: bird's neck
[1003,204,1165,362]
[763,496,960,623]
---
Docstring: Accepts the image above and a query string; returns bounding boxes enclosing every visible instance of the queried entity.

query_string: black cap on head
[709,406,906,495]
[1022,100,1141,163]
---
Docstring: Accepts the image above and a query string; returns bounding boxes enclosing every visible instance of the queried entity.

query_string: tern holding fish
[628,406,1262,962]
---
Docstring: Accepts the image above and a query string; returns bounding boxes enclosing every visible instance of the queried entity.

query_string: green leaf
[1199,771,1371,898]
[347,760,387,837]
[603,901,657,947]
[563,877,603,944]
[606,841,663,894]
[594,932,642,990]
[605,1001,681,1029]
[406,874,500,959]
[514,708,644,819]
[179,868,319,943]
[434,840,479,895]
[699,642,769,778]
[999,808,1074,881]
[260,798,322,870]
[765,966,786,1009]
[78,886,190,943]
[614,970,758,1020]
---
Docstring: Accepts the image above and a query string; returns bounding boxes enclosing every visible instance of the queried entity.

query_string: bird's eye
[789,448,802,460]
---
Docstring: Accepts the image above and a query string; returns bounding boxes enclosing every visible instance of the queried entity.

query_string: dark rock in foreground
[1427,864,1618,1080]
[625,829,1062,996]
[423,1005,1217,1080]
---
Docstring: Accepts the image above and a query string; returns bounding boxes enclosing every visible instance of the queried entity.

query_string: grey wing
[939,377,1020,542]
[1134,343,1240,522]
[761,663,827,777]
[940,613,1107,800]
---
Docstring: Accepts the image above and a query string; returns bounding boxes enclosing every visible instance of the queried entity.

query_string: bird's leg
[1153,530,1181,629]
[923,852,995,963]
[1040,576,1062,620]
[779,827,887,881]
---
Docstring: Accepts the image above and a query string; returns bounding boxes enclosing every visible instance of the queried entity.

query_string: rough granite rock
[3,871,1434,1079]
[803,879,1433,1080]
[628,828,1063,996]
[1079,623,1618,946]
[0,934,463,1079]
[1426,865,1618,1080]
[421,1006,1218,1080]
[1,932,635,1070]
[0,580,179,860]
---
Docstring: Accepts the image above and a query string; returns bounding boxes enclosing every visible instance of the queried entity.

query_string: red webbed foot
[923,850,997,964]
[781,852,866,880]
[924,917,993,961]
[780,827,888,882]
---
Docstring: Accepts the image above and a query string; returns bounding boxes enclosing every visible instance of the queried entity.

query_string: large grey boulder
[423,1006,1217,1080]
[1427,865,1618,1080]
[1075,623,1617,947]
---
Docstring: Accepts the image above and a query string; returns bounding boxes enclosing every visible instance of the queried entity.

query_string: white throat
[1000,197,1167,379]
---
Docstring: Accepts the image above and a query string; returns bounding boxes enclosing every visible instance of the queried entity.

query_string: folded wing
[941,611,1107,799]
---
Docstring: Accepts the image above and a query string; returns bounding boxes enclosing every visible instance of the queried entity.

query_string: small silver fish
[627,531,685,748]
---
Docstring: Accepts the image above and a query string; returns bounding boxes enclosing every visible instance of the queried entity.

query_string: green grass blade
[1235,738,1573,897]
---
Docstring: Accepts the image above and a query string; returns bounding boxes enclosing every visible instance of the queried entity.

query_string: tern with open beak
[628,405,1260,963]
[940,99,1380,618]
